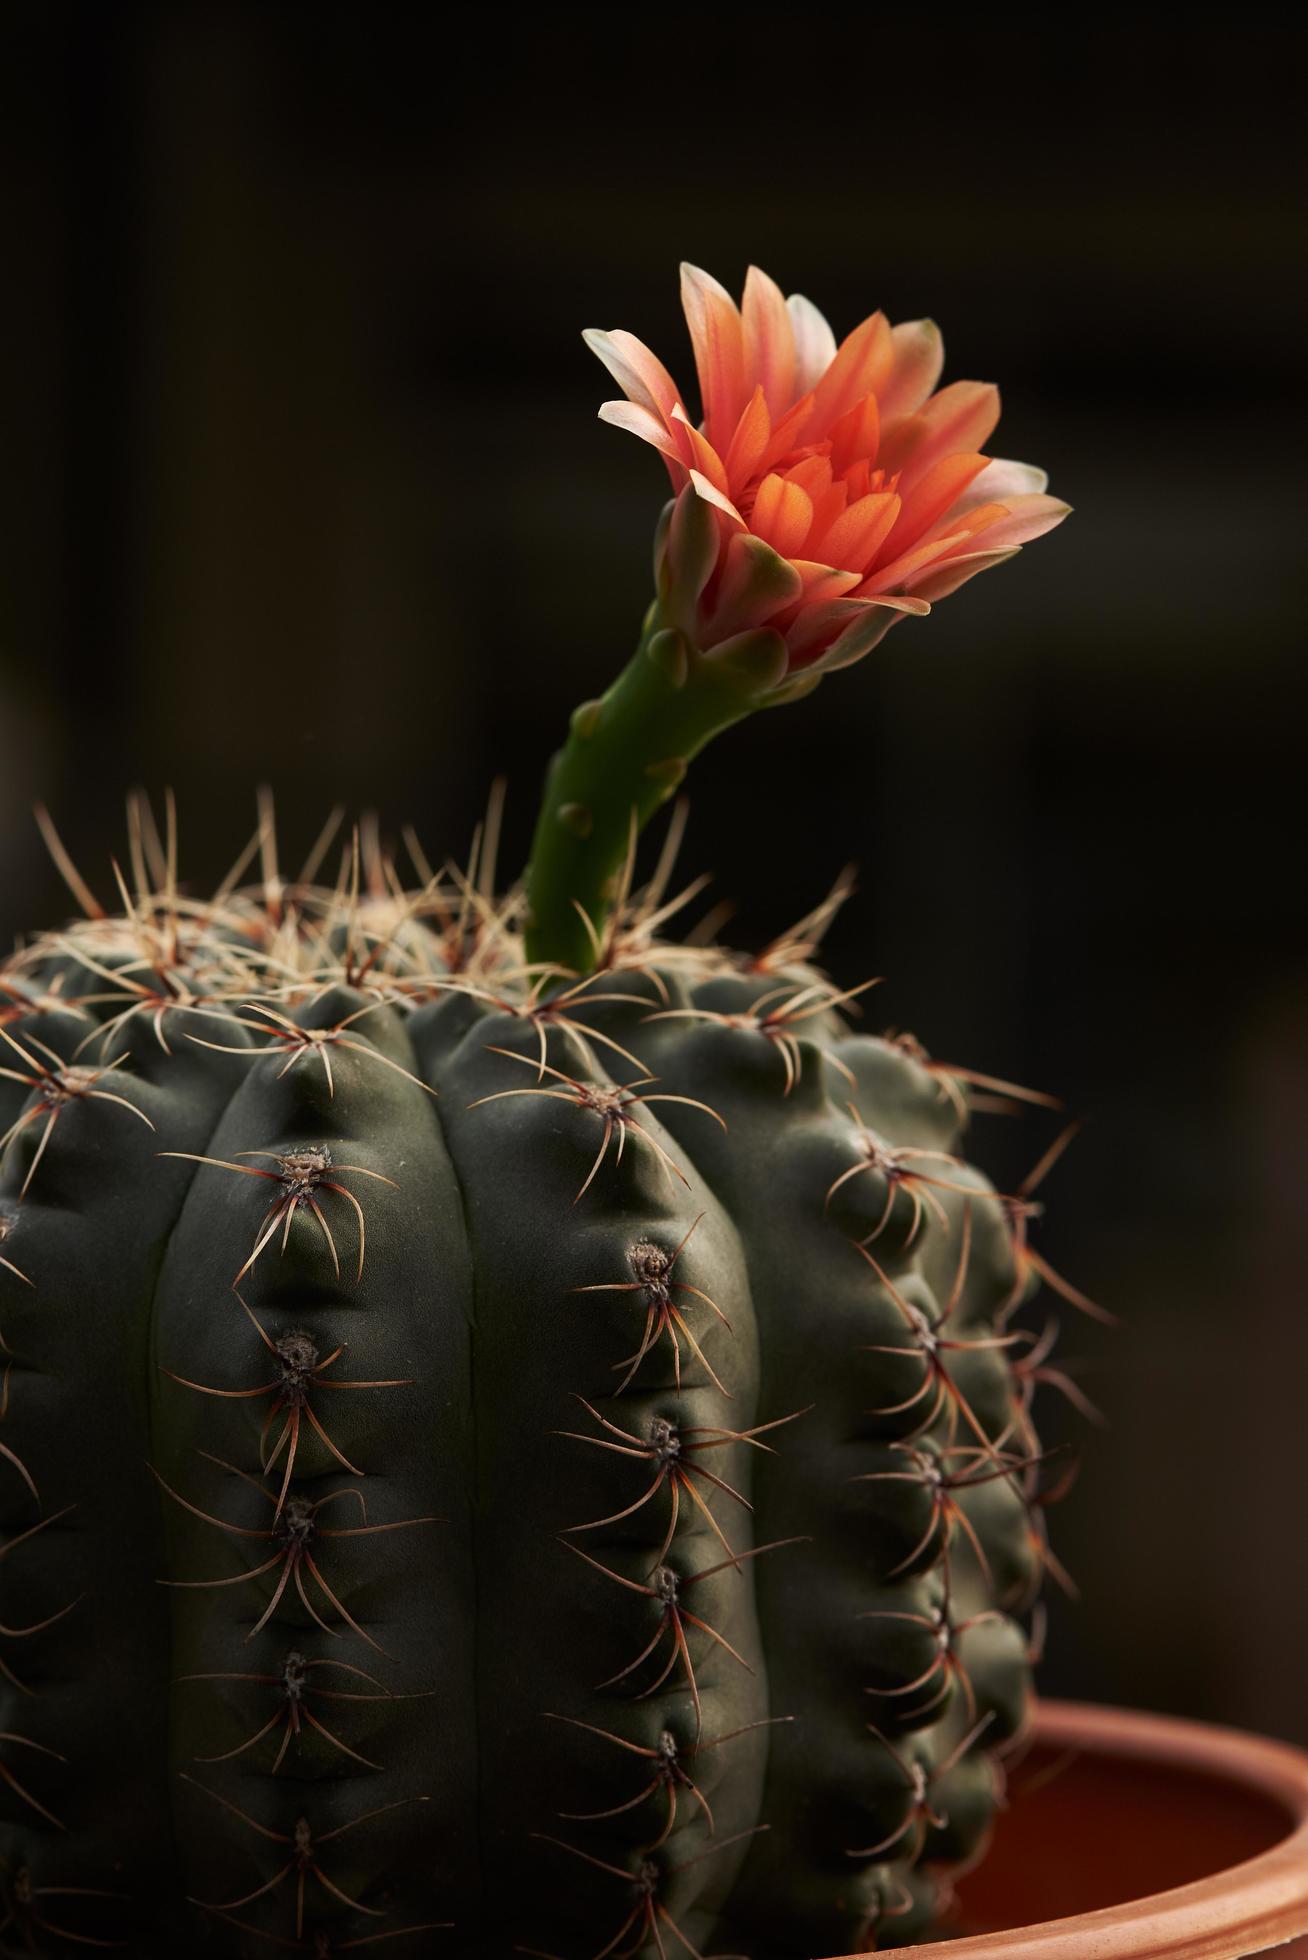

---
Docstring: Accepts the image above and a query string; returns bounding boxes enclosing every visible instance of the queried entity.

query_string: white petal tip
[687,469,745,525]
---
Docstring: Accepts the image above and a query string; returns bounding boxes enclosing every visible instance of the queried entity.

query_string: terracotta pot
[878,1700,1308,1960]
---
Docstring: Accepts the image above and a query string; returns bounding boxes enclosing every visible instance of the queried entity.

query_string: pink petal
[786,292,838,392]
[965,493,1070,549]
[742,266,798,416]
[582,328,684,423]
[688,468,747,529]
[879,320,945,420]
[786,593,928,664]
[681,263,747,456]
[813,596,930,672]
[597,399,687,482]
[785,596,869,660]
[901,546,1020,602]
[954,456,1049,510]
[815,608,899,666]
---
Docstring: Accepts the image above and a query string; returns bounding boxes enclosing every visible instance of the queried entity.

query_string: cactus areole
[0,266,1085,1956]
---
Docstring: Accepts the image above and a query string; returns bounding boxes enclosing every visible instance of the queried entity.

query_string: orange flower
[586,264,1069,677]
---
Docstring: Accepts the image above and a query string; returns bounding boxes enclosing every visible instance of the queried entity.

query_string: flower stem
[523,620,787,974]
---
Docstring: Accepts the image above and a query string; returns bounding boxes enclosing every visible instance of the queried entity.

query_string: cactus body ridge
[0,820,1077,1958]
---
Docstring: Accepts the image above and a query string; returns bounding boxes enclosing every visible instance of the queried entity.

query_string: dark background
[2,9,1306,1741]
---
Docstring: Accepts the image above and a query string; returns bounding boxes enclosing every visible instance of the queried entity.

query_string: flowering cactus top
[524,264,1069,971]
[587,263,1069,676]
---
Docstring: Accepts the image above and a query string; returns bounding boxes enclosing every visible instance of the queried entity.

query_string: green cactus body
[0,840,1060,1959]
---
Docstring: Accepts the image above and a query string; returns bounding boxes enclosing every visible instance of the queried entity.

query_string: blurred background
[1,8,1305,1742]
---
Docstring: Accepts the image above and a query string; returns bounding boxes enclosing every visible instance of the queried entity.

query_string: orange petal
[789,560,864,604]
[723,385,773,493]
[784,454,834,504]
[919,379,1002,452]
[842,458,872,501]
[807,312,894,437]
[681,263,747,456]
[827,393,881,477]
[742,266,798,416]
[751,472,815,558]
[879,320,945,420]
[879,452,991,559]
[671,404,732,498]
[879,381,1001,485]
[858,528,974,595]
[809,477,848,544]
[754,390,818,476]
[814,491,900,574]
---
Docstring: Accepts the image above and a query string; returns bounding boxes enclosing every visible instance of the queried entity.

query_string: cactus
[0,265,1084,1957]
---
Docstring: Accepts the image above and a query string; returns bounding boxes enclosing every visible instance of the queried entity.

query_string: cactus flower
[522,264,1069,972]
[586,263,1069,678]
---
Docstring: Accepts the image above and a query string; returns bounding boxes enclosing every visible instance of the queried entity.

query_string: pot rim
[868,1698,1308,1960]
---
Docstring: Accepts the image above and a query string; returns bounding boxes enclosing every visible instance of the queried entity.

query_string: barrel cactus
[0,264,1085,1957]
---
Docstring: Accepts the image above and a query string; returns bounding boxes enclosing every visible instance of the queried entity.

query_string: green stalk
[523,618,790,974]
